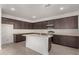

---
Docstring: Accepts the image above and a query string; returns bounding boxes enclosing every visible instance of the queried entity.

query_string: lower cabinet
[53,35,79,48]
[14,34,26,43]
[48,37,52,52]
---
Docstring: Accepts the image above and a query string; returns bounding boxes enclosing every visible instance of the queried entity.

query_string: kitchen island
[23,33,52,55]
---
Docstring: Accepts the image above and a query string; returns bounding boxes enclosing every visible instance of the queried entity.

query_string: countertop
[14,32,79,37]
[53,33,79,36]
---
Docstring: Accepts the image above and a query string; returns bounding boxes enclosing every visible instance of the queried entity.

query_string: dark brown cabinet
[76,37,79,48]
[33,21,47,29]
[54,16,78,29]
[33,21,53,29]
[53,35,79,48]
[33,22,43,29]
[13,21,33,29]
[32,16,78,29]
[14,34,26,43]
[2,17,33,29]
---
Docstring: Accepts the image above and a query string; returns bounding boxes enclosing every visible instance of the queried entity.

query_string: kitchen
[0,4,79,55]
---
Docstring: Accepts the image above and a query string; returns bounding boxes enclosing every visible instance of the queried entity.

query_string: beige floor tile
[49,44,79,55]
[0,41,41,55]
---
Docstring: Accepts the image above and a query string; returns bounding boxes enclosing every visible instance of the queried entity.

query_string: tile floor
[49,44,79,55]
[0,41,79,55]
[0,41,41,55]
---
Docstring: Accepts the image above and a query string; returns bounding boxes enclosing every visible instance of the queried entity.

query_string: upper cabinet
[33,21,48,29]
[2,17,33,29]
[54,16,78,29]
[33,16,78,29]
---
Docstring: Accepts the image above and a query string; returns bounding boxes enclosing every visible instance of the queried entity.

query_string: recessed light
[10,8,15,11]
[60,7,64,10]
[32,16,36,18]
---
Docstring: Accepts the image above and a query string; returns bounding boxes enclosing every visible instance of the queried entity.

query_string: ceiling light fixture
[10,8,16,11]
[32,16,36,18]
[60,7,64,10]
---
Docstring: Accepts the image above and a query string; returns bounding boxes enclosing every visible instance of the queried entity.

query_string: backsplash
[13,29,79,35]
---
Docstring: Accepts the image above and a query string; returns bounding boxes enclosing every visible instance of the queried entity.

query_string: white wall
[0,8,1,49]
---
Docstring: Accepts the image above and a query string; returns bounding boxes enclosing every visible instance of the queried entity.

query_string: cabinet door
[14,21,21,29]
[53,35,77,48]
[14,34,26,43]
[33,20,54,29]
[53,35,61,44]
[54,19,63,29]
[59,36,77,48]
[76,37,79,48]
[41,21,48,29]
[54,16,78,29]
[33,22,42,29]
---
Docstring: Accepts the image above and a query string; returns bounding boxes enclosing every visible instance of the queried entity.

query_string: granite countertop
[14,32,79,37]
[14,33,48,35]
[55,33,79,36]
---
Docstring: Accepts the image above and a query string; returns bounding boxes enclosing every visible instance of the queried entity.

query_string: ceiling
[2,4,79,21]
